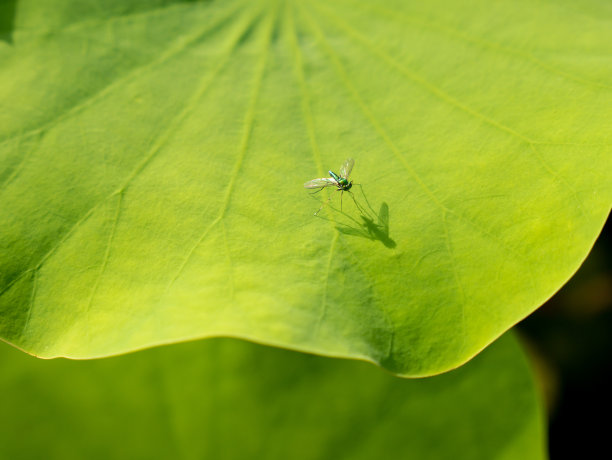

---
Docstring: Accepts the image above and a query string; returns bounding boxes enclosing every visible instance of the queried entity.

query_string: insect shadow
[316,186,397,249]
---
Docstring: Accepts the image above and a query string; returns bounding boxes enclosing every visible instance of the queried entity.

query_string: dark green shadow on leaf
[0,0,16,44]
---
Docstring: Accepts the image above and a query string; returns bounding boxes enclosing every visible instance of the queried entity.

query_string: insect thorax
[338,179,352,190]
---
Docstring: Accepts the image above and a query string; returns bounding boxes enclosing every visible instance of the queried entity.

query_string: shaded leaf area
[0,0,611,375]
[0,333,545,460]
[0,0,17,43]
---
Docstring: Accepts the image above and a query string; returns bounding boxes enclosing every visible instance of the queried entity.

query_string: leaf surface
[0,333,545,460]
[0,0,610,375]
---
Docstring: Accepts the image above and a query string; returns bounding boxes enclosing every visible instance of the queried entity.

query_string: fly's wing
[340,158,355,179]
[304,178,337,189]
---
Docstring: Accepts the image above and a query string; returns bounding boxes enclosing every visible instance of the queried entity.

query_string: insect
[304,158,355,215]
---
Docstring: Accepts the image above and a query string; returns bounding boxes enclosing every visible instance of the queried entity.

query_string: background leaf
[0,333,545,460]
[0,0,610,375]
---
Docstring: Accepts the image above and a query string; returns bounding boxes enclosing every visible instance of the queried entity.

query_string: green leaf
[0,333,545,460]
[0,0,610,375]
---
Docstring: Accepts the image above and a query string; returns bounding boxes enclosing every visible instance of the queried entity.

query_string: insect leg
[314,194,333,216]
[348,190,368,217]
[309,186,327,195]
[355,183,377,217]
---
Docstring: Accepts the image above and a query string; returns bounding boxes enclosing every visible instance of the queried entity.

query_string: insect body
[304,158,355,215]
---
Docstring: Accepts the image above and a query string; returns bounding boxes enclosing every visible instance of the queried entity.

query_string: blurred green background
[519,213,611,458]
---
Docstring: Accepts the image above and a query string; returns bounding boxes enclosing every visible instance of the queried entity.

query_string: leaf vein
[333,0,612,92]
[310,0,537,145]
[315,233,337,337]
[0,0,244,148]
[20,269,38,340]
[85,192,123,319]
[442,210,466,352]
[165,7,275,290]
